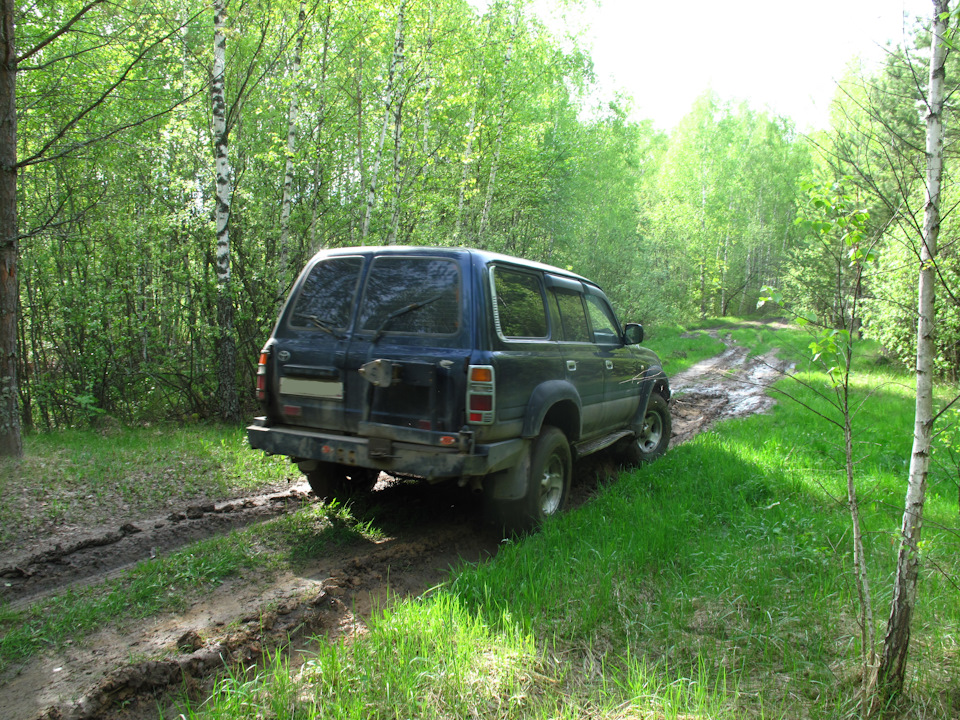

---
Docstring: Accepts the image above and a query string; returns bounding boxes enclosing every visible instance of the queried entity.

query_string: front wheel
[618,393,671,466]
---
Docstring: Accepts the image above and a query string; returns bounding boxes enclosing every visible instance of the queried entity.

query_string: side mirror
[623,323,644,345]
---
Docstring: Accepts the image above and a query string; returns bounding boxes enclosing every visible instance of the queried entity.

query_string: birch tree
[874,0,951,703]
[477,4,518,243]
[278,0,307,290]
[212,0,239,422]
[361,0,406,241]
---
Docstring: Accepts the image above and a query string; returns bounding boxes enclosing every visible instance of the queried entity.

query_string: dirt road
[0,330,793,720]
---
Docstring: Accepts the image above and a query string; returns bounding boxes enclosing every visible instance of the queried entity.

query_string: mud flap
[482,440,532,531]
[483,440,531,501]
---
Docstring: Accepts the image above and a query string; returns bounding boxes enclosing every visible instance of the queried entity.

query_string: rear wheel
[489,425,572,535]
[529,426,571,519]
[305,463,379,502]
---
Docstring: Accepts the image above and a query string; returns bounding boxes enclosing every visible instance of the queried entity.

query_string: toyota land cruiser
[248,246,671,532]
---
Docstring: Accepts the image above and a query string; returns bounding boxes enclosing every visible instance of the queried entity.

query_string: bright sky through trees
[499,0,932,131]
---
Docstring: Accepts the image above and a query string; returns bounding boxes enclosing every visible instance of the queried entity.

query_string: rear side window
[358,256,461,335]
[554,290,591,342]
[290,256,364,329]
[492,267,548,339]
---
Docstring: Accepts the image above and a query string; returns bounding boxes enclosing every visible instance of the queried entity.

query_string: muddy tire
[305,464,378,501]
[618,393,671,465]
[491,425,571,535]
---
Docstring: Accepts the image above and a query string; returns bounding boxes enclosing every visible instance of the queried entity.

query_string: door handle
[566,360,577,371]
[605,360,614,370]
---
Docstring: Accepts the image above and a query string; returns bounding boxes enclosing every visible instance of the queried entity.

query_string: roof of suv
[313,245,592,284]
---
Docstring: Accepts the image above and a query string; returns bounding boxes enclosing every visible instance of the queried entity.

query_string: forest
[0,0,956,447]
[1,2,959,717]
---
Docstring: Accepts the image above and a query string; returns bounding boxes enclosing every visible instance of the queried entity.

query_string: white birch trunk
[362,0,405,241]
[478,7,518,243]
[212,0,238,421]
[387,95,403,245]
[876,0,948,701]
[278,0,306,291]
[454,101,478,241]
[308,3,332,253]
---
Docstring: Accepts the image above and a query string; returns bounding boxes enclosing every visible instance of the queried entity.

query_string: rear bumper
[247,417,524,480]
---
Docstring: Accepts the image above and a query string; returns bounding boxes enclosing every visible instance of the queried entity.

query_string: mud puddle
[2,329,792,720]
[669,331,793,446]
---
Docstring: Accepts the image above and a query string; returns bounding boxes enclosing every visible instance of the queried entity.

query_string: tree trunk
[212,0,239,422]
[875,0,948,703]
[478,7,518,244]
[308,2,332,253]
[0,0,19,457]
[386,92,403,245]
[361,0,405,241]
[454,99,478,241]
[278,0,306,292]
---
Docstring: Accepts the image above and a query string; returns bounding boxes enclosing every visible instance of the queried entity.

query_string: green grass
[0,424,295,549]
[179,320,960,719]
[643,322,727,376]
[4,322,958,718]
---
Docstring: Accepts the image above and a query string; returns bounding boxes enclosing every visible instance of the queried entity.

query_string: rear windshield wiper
[371,295,443,343]
[303,315,345,340]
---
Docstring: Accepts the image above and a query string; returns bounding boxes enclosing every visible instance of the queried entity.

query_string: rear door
[546,276,607,438]
[486,264,562,442]
[273,254,366,430]
[344,254,469,434]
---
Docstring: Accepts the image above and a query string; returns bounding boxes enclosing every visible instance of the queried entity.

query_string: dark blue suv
[248,246,670,532]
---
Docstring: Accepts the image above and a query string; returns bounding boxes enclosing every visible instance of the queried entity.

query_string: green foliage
[770,181,874,334]
[13,0,654,428]
[639,92,810,322]
[817,14,960,381]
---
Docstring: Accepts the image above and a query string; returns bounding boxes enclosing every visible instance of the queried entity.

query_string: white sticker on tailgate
[279,377,343,400]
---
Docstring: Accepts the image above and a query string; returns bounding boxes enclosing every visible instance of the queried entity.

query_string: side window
[492,267,548,339]
[585,294,621,345]
[290,256,364,329]
[359,257,461,335]
[554,290,591,343]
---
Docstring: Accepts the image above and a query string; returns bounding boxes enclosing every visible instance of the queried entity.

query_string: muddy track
[0,487,318,610]
[1,329,793,720]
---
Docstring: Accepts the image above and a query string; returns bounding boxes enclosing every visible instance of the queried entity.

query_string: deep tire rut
[1,486,315,610]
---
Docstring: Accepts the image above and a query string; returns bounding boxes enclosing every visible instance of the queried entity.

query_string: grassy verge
[0,424,296,549]
[179,321,960,719]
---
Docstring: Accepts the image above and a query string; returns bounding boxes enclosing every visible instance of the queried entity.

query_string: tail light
[256,352,269,402]
[466,365,495,424]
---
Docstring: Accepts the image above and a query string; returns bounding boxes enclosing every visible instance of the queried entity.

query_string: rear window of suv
[358,256,461,335]
[289,255,364,330]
